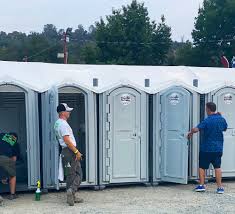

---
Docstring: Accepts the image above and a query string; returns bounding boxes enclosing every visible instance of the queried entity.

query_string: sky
[0,0,204,41]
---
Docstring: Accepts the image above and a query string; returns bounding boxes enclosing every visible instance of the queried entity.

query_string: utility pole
[63,28,72,64]
[63,32,68,64]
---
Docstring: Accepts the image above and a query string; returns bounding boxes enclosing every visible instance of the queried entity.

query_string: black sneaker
[6,194,18,200]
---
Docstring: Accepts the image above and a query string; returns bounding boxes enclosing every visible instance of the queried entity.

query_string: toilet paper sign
[224,94,232,105]
[169,93,180,105]
[120,94,131,106]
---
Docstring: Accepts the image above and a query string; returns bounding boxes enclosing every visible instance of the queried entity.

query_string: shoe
[67,188,74,206]
[74,197,84,203]
[195,185,206,192]
[216,187,224,194]
[74,192,84,203]
[6,194,18,200]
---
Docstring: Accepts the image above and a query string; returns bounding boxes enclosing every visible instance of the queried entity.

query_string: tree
[173,41,202,66]
[0,31,27,61]
[95,0,172,65]
[192,0,235,67]
[152,15,172,65]
[42,24,60,42]
[80,42,99,64]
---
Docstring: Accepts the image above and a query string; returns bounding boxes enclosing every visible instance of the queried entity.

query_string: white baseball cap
[57,103,73,113]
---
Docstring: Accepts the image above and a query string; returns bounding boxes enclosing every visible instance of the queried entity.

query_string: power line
[23,36,235,61]
[69,37,235,45]
[26,43,58,60]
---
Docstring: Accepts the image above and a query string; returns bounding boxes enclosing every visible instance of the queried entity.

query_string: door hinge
[105,139,110,149]
[159,129,163,140]
[106,104,110,114]
[106,121,110,131]
[160,112,164,125]
[107,167,111,176]
[105,166,111,181]
[49,131,52,141]
[105,157,110,167]
[49,150,52,161]
[49,93,54,104]
[49,113,51,123]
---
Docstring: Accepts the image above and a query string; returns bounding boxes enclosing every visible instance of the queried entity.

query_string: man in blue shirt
[188,102,227,194]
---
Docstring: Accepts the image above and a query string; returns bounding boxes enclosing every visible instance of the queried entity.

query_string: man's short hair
[206,102,216,112]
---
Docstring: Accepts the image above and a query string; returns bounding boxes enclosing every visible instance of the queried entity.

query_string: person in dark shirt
[0,132,19,200]
[188,102,228,194]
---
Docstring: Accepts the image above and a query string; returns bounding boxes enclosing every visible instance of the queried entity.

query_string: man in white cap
[54,103,83,206]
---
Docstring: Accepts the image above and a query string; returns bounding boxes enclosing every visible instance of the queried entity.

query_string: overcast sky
[0,0,204,41]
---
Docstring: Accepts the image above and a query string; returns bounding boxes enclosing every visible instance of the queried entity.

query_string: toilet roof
[0,60,234,94]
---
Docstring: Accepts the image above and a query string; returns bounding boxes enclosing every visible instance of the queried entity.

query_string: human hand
[187,132,193,139]
[75,152,83,161]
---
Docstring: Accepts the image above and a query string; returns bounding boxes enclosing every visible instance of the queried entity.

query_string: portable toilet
[206,86,235,178]
[152,83,201,185]
[190,67,235,178]
[41,84,98,190]
[0,82,40,193]
[99,85,149,187]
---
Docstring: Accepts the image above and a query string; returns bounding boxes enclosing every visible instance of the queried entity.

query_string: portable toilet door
[208,87,235,177]
[99,86,149,186]
[153,86,199,184]
[0,83,40,192]
[41,85,98,190]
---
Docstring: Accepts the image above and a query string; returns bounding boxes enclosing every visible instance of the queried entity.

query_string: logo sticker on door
[120,94,131,106]
[169,93,180,105]
[224,94,232,105]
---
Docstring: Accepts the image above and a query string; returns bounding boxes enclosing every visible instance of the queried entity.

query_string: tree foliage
[95,0,172,65]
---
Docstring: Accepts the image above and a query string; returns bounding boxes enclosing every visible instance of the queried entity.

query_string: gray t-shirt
[54,118,77,148]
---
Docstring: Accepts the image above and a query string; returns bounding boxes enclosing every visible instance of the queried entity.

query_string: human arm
[187,127,199,139]
[187,119,207,139]
[63,135,82,161]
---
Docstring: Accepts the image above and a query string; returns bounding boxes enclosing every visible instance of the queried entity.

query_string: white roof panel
[0,61,234,94]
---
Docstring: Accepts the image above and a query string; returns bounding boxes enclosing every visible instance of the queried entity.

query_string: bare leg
[9,176,16,194]
[215,168,222,188]
[199,168,205,185]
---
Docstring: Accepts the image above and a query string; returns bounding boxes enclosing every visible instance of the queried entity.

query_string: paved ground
[1,181,235,214]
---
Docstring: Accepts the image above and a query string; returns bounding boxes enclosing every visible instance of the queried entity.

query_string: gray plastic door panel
[42,87,59,189]
[108,87,141,183]
[212,88,235,177]
[26,90,41,188]
[160,87,190,184]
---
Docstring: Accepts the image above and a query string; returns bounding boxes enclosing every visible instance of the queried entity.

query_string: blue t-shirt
[197,113,228,152]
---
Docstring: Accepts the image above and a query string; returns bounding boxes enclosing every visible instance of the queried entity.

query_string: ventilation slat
[0,93,25,106]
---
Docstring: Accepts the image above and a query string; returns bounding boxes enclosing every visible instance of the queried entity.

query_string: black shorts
[199,152,222,169]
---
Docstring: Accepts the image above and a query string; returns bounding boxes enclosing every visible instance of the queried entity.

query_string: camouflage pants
[61,148,82,193]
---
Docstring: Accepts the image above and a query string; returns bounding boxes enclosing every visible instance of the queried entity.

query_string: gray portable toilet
[99,86,149,186]
[41,84,98,190]
[206,86,235,178]
[152,85,200,185]
[0,83,40,192]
